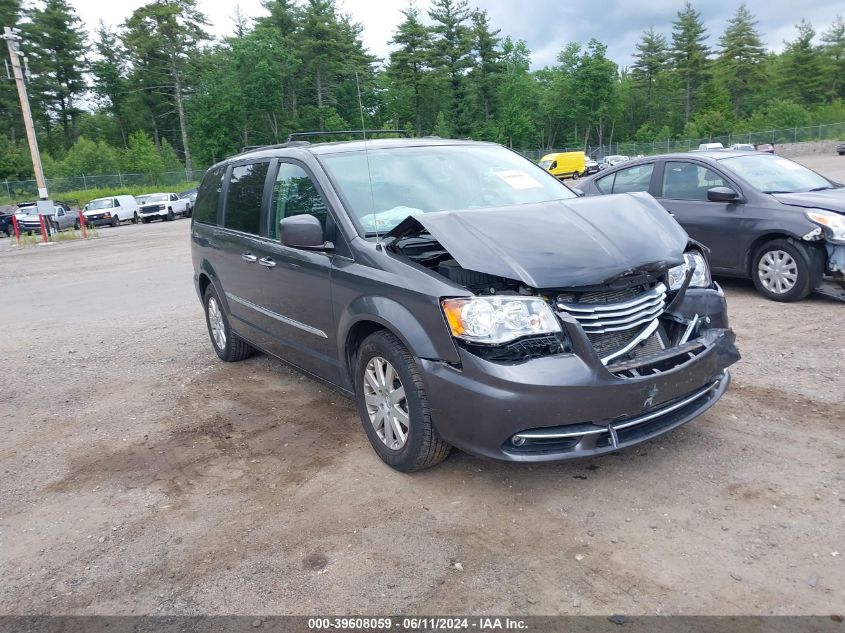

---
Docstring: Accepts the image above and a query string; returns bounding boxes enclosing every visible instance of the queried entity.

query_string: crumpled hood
[387,192,689,288]
[772,188,845,214]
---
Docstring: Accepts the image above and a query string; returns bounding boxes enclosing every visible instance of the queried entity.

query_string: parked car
[137,192,191,223]
[179,187,198,207]
[0,209,15,237]
[600,155,629,170]
[729,143,755,151]
[754,143,775,154]
[83,195,140,227]
[836,143,845,156]
[14,201,78,234]
[538,151,586,179]
[697,142,724,151]
[191,137,739,471]
[584,158,600,175]
[579,150,845,302]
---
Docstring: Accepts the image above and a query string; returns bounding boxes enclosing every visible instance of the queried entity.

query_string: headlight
[441,296,561,345]
[806,210,845,242]
[668,250,711,290]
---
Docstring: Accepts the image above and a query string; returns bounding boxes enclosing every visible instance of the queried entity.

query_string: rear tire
[131,212,139,224]
[354,330,451,472]
[203,285,254,362]
[751,239,811,302]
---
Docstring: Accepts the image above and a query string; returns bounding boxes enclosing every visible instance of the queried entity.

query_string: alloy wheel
[757,249,798,295]
[363,356,409,450]
[207,296,226,350]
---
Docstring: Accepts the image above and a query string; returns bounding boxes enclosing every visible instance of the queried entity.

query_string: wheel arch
[338,296,459,389]
[746,232,826,290]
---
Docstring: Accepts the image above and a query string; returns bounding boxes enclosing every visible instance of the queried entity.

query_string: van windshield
[87,199,114,210]
[320,144,577,234]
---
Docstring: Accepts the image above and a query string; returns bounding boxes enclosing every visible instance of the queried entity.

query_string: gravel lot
[1,155,844,616]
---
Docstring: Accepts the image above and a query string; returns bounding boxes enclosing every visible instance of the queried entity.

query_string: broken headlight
[806,210,845,243]
[668,250,711,290]
[441,296,561,345]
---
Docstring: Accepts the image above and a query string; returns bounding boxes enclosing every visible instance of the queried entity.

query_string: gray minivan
[191,137,739,471]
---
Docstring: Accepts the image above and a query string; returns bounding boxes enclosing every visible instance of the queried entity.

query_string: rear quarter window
[193,167,225,225]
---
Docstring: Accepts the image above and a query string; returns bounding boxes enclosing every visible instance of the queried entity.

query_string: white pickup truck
[136,192,192,223]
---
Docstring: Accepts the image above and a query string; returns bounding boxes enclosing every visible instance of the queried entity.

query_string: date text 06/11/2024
[307,617,528,630]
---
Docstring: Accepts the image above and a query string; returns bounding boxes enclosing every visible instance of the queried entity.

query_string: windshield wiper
[808,186,834,191]
[761,190,795,194]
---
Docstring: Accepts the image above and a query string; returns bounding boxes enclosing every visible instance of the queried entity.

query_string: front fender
[337,294,461,368]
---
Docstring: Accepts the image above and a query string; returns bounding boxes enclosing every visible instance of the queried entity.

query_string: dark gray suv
[191,138,739,471]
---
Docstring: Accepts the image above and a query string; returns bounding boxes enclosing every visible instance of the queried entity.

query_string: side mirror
[707,186,740,203]
[571,187,586,197]
[280,214,332,250]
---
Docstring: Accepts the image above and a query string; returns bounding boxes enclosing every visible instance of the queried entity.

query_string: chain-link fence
[2,168,208,203]
[522,121,845,160]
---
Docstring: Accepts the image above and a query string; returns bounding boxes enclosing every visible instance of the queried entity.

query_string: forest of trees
[2,0,845,182]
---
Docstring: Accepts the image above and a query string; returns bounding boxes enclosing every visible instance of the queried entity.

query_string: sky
[68,0,845,70]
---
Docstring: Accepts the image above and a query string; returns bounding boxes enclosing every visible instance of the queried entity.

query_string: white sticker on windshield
[493,169,543,190]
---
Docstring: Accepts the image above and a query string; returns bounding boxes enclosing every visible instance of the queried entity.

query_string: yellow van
[539,151,586,180]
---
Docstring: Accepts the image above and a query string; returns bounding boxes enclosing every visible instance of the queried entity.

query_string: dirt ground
[1,155,844,616]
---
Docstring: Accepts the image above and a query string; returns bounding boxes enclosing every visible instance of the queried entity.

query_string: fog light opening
[512,435,526,446]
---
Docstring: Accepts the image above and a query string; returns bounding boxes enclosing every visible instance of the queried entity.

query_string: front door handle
[258,257,276,268]
[242,253,257,263]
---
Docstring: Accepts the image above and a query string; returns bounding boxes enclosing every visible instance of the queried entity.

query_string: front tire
[142,217,150,224]
[166,210,175,221]
[751,239,811,302]
[354,331,450,472]
[203,285,254,362]
[111,215,120,227]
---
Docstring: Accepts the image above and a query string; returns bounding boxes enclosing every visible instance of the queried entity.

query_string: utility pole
[3,26,48,199]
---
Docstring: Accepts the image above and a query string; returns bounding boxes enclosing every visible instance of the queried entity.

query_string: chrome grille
[557,283,666,334]
[557,283,667,364]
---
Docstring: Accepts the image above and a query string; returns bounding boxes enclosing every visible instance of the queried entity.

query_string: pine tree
[631,26,670,127]
[716,4,766,117]
[90,22,129,147]
[0,0,23,144]
[387,5,431,136]
[22,0,88,150]
[671,1,709,124]
[468,9,502,128]
[427,0,473,134]
[820,16,845,101]
[780,20,824,107]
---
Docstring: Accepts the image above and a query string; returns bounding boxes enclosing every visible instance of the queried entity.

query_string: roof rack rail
[286,130,411,142]
[240,140,311,153]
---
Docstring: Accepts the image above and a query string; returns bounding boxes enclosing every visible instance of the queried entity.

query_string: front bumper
[419,288,739,463]
[140,210,168,219]
[84,214,112,226]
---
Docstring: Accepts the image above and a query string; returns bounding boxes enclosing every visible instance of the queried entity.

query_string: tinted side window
[224,163,269,234]
[610,163,654,194]
[596,173,615,194]
[270,162,328,240]
[194,167,225,225]
[662,161,726,200]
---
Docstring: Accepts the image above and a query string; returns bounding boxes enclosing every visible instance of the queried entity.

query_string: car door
[249,159,339,383]
[213,160,273,346]
[169,193,183,215]
[655,160,745,271]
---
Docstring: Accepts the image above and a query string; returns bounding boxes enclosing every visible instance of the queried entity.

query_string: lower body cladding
[419,289,740,463]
